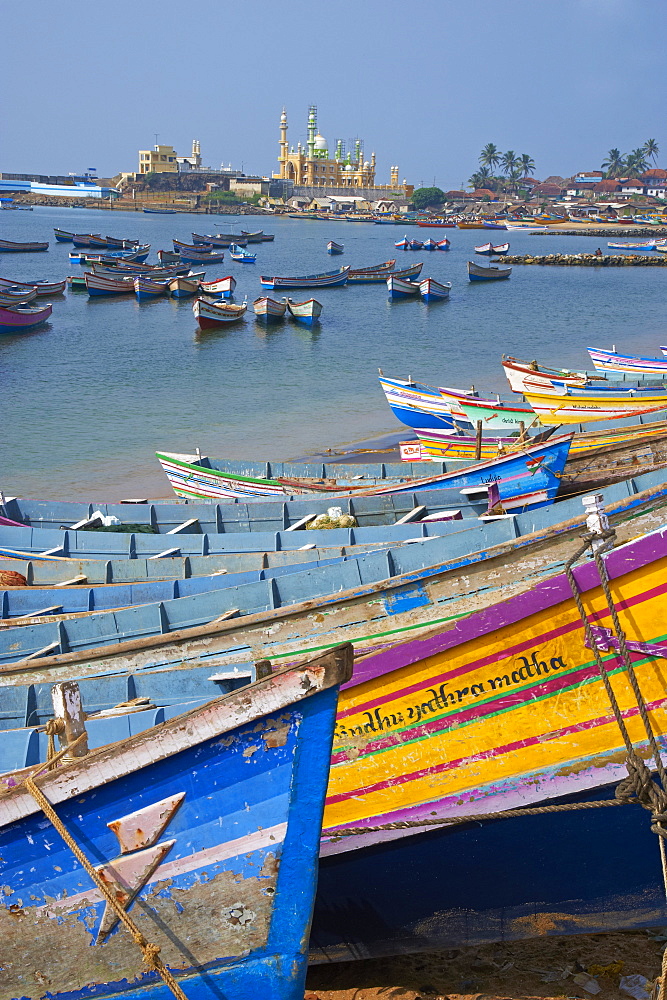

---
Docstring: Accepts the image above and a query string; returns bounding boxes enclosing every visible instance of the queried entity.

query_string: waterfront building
[274,106,386,189]
[138,144,178,174]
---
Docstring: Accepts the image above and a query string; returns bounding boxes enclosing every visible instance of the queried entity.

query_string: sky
[3,0,665,190]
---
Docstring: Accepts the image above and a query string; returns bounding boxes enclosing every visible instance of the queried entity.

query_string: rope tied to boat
[44,718,65,769]
[22,742,189,1000]
[563,525,667,1000]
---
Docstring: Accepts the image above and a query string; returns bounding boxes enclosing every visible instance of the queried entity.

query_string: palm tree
[601,148,625,179]
[479,143,500,172]
[625,147,650,177]
[500,150,519,176]
[468,170,489,190]
[519,153,535,178]
[643,138,660,166]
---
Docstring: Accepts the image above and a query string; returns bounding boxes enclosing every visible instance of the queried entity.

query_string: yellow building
[138,144,178,174]
[273,106,380,188]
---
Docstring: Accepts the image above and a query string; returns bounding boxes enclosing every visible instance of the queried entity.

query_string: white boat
[198,276,236,299]
[418,277,452,301]
[387,275,420,298]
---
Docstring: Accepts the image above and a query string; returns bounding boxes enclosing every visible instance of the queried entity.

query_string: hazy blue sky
[4,0,665,189]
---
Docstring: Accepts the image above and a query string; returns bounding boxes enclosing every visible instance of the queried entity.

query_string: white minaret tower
[279,108,288,178]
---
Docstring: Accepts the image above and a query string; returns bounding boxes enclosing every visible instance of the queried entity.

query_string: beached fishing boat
[348,262,422,284]
[0,239,48,253]
[394,237,410,250]
[0,277,66,296]
[481,219,508,229]
[387,275,420,298]
[260,267,350,289]
[379,374,464,429]
[312,521,667,959]
[418,277,451,301]
[53,229,75,242]
[285,297,323,325]
[468,260,512,281]
[134,276,169,300]
[168,275,200,298]
[588,346,667,374]
[0,303,52,331]
[416,220,454,228]
[84,272,134,297]
[435,238,450,250]
[475,242,510,255]
[502,355,593,393]
[0,648,351,1000]
[253,296,287,321]
[199,275,236,299]
[521,383,667,424]
[193,297,247,329]
[155,434,572,505]
[327,241,344,254]
[142,207,176,213]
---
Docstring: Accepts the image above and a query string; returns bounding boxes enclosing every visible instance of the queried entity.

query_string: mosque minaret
[273,105,382,188]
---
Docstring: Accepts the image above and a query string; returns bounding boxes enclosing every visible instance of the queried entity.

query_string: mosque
[273,106,400,189]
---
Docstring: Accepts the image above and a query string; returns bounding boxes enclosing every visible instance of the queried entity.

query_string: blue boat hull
[469,272,511,281]
[311,782,667,961]
[0,662,346,1000]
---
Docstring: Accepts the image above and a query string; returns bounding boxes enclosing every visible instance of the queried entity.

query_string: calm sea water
[2,206,667,499]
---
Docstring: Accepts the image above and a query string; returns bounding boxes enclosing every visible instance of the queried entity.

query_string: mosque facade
[273,106,400,189]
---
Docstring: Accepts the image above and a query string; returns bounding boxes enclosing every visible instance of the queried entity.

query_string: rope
[327,798,626,838]
[564,527,667,1000]
[23,757,188,1000]
[44,718,64,769]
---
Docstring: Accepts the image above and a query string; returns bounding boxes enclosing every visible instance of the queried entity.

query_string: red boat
[193,297,247,328]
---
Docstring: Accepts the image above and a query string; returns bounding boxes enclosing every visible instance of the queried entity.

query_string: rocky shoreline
[531,227,667,237]
[497,252,667,266]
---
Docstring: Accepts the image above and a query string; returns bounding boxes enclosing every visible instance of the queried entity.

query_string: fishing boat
[53,229,75,242]
[502,355,594,393]
[387,275,420,298]
[193,297,247,329]
[474,241,510,255]
[155,433,572,505]
[482,219,508,229]
[348,259,396,276]
[253,296,287,321]
[435,238,450,250]
[422,238,438,251]
[92,264,190,280]
[134,276,169,300]
[608,240,662,250]
[348,262,422,284]
[416,219,454,228]
[379,374,463,429]
[394,237,409,251]
[418,278,452,302]
[521,383,667,424]
[408,239,424,250]
[0,239,49,253]
[457,220,487,228]
[71,234,108,249]
[168,275,200,298]
[193,234,246,248]
[142,207,176,213]
[175,247,226,264]
[588,346,667,375]
[0,303,52,331]
[260,267,350,289]
[0,287,38,304]
[238,230,264,243]
[229,245,257,262]
[0,277,66,296]
[468,260,512,281]
[198,275,236,299]
[327,241,344,254]
[311,521,667,959]
[84,273,134,297]
[104,236,139,249]
[0,648,351,1000]
[285,297,322,325]
[157,249,182,264]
